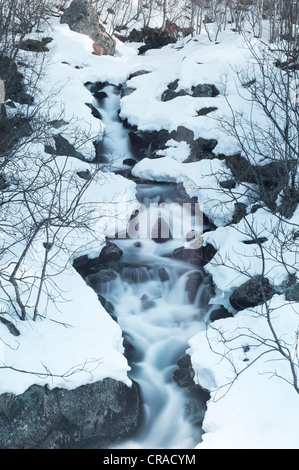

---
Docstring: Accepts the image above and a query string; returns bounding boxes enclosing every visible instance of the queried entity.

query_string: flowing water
[84,83,215,449]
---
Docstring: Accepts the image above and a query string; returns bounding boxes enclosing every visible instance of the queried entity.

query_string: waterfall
[83,83,215,449]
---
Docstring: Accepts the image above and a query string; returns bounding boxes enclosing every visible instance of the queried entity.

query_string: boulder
[98,241,123,265]
[186,271,203,303]
[172,243,217,267]
[0,379,141,448]
[61,0,116,56]
[17,38,53,52]
[229,275,275,311]
[158,267,170,282]
[209,306,233,323]
[45,134,86,161]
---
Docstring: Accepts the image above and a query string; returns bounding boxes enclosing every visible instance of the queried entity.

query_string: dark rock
[186,271,203,303]
[285,284,299,302]
[123,334,143,363]
[104,301,115,314]
[0,317,20,337]
[192,84,220,98]
[132,27,177,54]
[120,84,136,98]
[194,137,218,152]
[177,354,192,369]
[167,79,179,91]
[243,237,268,245]
[172,368,195,388]
[172,243,217,267]
[209,306,233,323]
[5,101,16,109]
[225,154,256,183]
[49,119,68,129]
[229,275,275,311]
[128,129,170,159]
[141,294,156,311]
[170,126,194,145]
[17,38,52,52]
[0,55,25,104]
[196,106,217,116]
[61,0,116,56]
[231,202,247,224]
[123,158,137,167]
[158,267,170,282]
[219,179,236,190]
[0,115,32,156]
[77,170,91,180]
[98,241,123,265]
[128,70,151,80]
[50,134,86,161]
[85,102,102,119]
[161,88,189,101]
[161,89,178,102]
[94,91,108,102]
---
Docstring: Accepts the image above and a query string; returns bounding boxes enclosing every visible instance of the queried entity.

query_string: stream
[84,83,215,449]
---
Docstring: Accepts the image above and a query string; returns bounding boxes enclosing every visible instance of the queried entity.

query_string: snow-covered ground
[1,13,298,448]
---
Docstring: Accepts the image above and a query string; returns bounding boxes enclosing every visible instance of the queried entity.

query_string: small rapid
[84,83,214,449]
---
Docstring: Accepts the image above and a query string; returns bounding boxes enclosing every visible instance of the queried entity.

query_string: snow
[1,9,298,449]
[189,296,299,449]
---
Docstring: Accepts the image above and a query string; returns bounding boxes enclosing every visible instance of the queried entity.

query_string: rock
[192,84,220,97]
[219,179,236,190]
[0,379,141,449]
[172,243,217,267]
[128,70,151,80]
[0,55,33,105]
[196,106,217,116]
[231,202,247,224]
[285,284,299,302]
[50,134,86,160]
[17,38,53,52]
[177,354,192,369]
[209,306,233,323]
[172,367,195,388]
[229,275,275,311]
[161,88,189,101]
[92,43,103,56]
[225,154,256,183]
[243,237,268,245]
[141,294,156,311]
[186,271,203,303]
[194,137,218,152]
[61,0,116,56]
[98,241,123,265]
[0,317,20,337]
[120,84,136,98]
[128,129,170,159]
[94,91,108,102]
[123,158,137,167]
[77,170,91,180]
[167,79,179,91]
[161,89,178,102]
[0,115,32,155]
[85,102,102,119]
[170,126,194,145]
[158,267,170,282]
